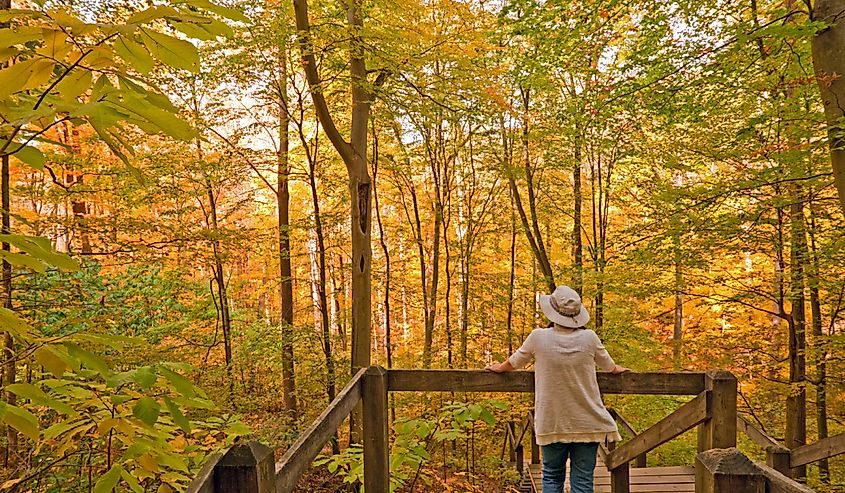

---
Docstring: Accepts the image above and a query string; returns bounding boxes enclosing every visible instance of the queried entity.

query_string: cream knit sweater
[508,326,622,446]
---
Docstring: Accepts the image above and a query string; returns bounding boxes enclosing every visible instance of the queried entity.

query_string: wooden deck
[527,459,695,493]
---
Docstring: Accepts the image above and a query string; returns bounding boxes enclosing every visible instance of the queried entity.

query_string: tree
[811,0,845,212]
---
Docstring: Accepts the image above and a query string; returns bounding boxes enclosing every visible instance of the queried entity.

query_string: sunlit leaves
[0,0,245,172]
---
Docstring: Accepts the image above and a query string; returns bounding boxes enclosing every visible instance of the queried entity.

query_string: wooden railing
[607,408,647,468]
[186,368,822,493]
[501,410,539,475]
[737,414,845,480]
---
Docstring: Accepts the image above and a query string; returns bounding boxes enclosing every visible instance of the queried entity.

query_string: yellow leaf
[138,453,159,473]
[37,30,71,60]
[97,418,119,437]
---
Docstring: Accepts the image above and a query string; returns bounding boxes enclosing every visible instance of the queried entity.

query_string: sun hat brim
[539,294,590,328]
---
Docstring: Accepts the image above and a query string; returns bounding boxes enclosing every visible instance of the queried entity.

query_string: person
[486,285,630,493]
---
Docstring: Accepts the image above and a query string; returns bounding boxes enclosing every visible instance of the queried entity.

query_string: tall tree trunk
[673,235,684,370]
[277,43,298,418]
[203,173,233,398]
[786,190,807,479]
[806,203,828,482]
[444,225,453,369]
[0,3,13,459]
[372,143,392,372]
[294,0,382,437]
[520,88,555,293]
[1,152,15,464]
[773,203,785,362]
[572,139,583,295]
[507,193,517,355]
[500,111,554,294]
[811,0,845,212]
[293,0,377,371]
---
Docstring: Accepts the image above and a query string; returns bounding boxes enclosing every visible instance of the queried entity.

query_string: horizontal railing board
[275,368,367,493]
[753,461,816,493]
[605,391,710,470]
[790,431,845,468]
[736,415,782,450]
[387,370,706,395]
[185,451,222,493]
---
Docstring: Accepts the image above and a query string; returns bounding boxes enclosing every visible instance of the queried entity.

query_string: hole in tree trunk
[359,255,365,272]
[358,182,370,233]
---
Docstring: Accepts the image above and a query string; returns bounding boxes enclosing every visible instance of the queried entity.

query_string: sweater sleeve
[592,331,616,372]
[507,330,536,369]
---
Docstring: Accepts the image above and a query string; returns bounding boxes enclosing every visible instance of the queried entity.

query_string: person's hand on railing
[610,365,631,374]
[485,360,515,373]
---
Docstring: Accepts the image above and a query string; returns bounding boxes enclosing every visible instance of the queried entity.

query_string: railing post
[212,441,275,493]
[610,464,630,493]
[515,443,524,474]
[698,369,737,452]
[363,366,389,493]
[766,445,792,478]
[530,421,540,465]
[695,448,764,493]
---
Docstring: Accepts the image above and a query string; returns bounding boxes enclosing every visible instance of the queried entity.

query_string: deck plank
[526,463,695,493]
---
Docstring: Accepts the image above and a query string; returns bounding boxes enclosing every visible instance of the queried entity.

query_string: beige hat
[539,285,590,328]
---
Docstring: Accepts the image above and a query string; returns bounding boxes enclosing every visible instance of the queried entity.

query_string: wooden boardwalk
[527,459,695,493]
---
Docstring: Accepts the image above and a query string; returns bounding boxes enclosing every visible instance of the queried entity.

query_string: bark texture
[811,0,845,212]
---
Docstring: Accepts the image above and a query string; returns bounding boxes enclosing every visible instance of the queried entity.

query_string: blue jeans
[541,442,599,493]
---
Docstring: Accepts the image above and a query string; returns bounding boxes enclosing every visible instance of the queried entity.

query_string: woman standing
[486,285,630,493]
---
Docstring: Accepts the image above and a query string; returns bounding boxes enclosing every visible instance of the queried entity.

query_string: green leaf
[0,308,32,337]
[133,366,157,389]
[114,36,155,74]
[93,465,122,493]
[132,397,160,426]
[121,469,144,493]
[0,402,40,441]
[0,250,45,272]
[64,343,111,375]
[139,28,199,72]
[54,69,92,102]
[4,383,76,416]
[170,21,216,41]
[0,26,43,47]
[225,421,250,436]
[10,145,45,171]
[184,0,249,23]
[158,367,196,398]
[156,451,188,472]
[127,5,180,24]
[163,396,190,433]
[106,370,134,389]
[34,346,68,378]
[43,421,81,440]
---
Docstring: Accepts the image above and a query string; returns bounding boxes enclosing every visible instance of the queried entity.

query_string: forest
[0,0,843,491]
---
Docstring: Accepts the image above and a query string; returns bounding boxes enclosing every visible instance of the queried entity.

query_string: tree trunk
[785,191,807,479]
[372,147,392,371]
[572,139,583,295]
[293,0,374,373]
[204,173,233,398]
[811,0,845,212]
[507,193,517,355]
[1,151,15,464]
[521,88,555,293]
[500,111,554,294]
[806,203,828,482]
[673,236,684,370]
[277,43,298,418]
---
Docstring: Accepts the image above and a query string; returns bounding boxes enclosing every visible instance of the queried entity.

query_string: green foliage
[0,0,242,174]
[0,238,248,491]
[313,400,506,492]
